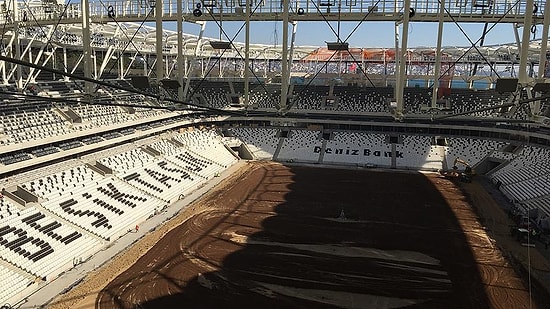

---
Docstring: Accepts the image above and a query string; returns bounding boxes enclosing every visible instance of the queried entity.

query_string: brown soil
[49,162,548,309]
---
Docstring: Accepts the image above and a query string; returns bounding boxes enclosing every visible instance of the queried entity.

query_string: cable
[471,22,489,76]
[0,0,14,55]
[302,0,382,88]
[342,0,382,43]
[443,6,501,79]
[290,0,383,99]
[0,52,289,120]
[0,53,255,117]
[309,0,341,46]
[93,0,156,85]
[0,89,177,111]
[308,0,377,87]
[21,1,85,94]
[287,50,339,110]
[346,49,377,87]
[433,93,550,121]
[186,0,271,108]
[429,0,522,89]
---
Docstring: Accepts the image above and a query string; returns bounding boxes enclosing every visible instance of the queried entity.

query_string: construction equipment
[440,157,475,182]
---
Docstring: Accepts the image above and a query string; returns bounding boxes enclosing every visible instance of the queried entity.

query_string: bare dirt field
[51,161,547,308]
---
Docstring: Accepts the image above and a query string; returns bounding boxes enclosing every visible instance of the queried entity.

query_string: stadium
[1,0,550,308]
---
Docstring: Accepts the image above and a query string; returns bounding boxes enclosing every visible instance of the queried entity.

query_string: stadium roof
[15,20,546,64]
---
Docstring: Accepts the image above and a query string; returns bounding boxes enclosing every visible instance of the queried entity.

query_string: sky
[169,20,545,48]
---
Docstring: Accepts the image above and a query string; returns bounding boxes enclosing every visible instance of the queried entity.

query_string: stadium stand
[172,129,238,169]
[448,89,509,117]
[0,152,33,165]
[0,197,101,281]
[0,263,33,305]
[0,105,71,145]
[396,135,443,170]
[490,146,550,203]
[229,127,280,160]
[0,126,241,306]
[248,83,281,110]
[333,86,392,113]
[445,137,508,169]
[190,81,232,109]
[148,139,181,156]
[322,131,390,166]
[291,85,327,111]
[4,3,550,305]
[98,148,157,174]
[277,129,323,163]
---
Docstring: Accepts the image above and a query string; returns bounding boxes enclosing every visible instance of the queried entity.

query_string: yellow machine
[440,157,475,182]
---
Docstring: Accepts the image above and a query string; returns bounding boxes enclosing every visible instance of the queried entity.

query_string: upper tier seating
[190,81,232,109]
[291,85,327,110]
[1,107,71,145]
[332,86,392,113]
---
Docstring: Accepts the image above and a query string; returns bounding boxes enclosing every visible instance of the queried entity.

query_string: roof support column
[118,51,123,79]
[431,0,446,108]
[63,47,69,81]
[280,0,290,112]
[156,0,164,83]
[394,24,399,92]
[81,0,93,96]
[518,0,534,85]
[183,21,205,100]
[531,0,550,118]
[11,0,21,90]
[244,0,251,108]
[288,21,297,84]
[395,0,411,118]
[177,0,184,100]
[537,0,550,80]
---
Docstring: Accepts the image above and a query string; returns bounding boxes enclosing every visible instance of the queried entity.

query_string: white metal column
[244,0,251,108]
[280,0,290,112]
[118,52,124,79]
[156,0,164,83]
[177,0,184,100]
[431,0,445,108]
[183,22,206,100]
[396,1,411,117]
[8,0,23,90]
[288,21,297,95]
[518,0,534,85]
[82,0,93,95]
[12,0,22,89]
[537,0,550,80]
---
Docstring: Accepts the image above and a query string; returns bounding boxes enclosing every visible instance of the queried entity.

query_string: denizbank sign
[314,146,404,158]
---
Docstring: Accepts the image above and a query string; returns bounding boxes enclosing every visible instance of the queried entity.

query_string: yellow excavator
[440,157,475,182]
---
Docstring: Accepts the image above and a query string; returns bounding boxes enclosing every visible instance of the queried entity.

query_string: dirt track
[51,162,544,308]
